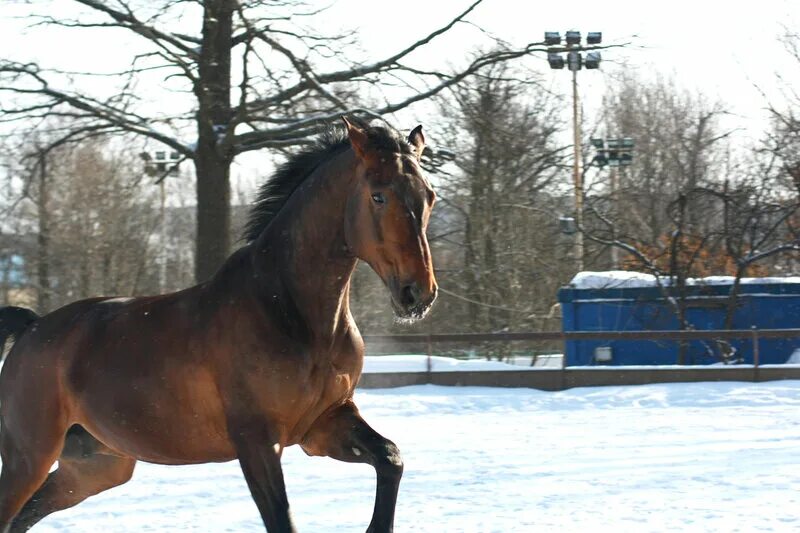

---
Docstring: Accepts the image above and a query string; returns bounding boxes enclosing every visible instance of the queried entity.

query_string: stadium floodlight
[565,30,581,45]
[593,153,608,167]
[548,53,565,69]
[592,137,634,167]
[559,215,577,235]
[585,52,601,69]
[545,32,561,46]
[587,32,602,44]
[567,51,582,71]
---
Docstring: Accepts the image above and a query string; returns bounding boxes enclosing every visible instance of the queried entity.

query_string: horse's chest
[316,343,363,403]
[284,342,363,442]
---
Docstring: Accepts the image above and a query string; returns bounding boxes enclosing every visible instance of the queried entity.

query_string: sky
[3,0,800,193]
[343,0,800,137]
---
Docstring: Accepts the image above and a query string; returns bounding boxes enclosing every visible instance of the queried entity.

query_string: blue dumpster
[558,272,800,366]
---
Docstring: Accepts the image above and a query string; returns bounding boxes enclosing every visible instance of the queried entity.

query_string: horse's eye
[371,192,386,205]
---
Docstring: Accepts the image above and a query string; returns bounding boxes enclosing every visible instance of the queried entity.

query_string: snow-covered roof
[568,271,800,290]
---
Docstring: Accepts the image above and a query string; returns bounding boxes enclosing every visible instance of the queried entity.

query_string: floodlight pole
[546,31,602,273]
[609,164,620,268]
[590,137,634,269]
[571,67,584,273]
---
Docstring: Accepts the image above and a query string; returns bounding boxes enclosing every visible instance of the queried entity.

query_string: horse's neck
[252,154,358,342]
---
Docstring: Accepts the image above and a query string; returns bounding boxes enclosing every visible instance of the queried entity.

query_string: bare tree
[0,0,565,281]
[4,137,160,312]
[402,64,572,357]
[595,72,732,250]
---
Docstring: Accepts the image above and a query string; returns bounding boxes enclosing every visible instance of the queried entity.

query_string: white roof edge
[568,271,800,290]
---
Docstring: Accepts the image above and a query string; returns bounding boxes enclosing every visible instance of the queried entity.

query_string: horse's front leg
[302,401,403,533]
[230,419,297,533]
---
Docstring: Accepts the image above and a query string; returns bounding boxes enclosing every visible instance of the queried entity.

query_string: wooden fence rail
[363,328,800,345]
[357,329,800,390]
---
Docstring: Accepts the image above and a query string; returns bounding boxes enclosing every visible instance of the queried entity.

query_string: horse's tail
[0,306,39,360]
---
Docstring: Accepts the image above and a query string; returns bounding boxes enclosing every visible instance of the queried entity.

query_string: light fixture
[585,52,601,69]
[544,32,561,46]
[565,30,581,45]
[559,215,577,235]
[548,53,565,69]
[587,32,602,45]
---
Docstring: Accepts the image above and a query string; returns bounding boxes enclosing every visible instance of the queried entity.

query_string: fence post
[751,326,760,382]
[560,336,567,391]
[426,333,433,384]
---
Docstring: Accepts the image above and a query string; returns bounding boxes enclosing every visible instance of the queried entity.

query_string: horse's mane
[242,119,415,243]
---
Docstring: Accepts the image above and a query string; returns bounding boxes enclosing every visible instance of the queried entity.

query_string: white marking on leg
[273,443,281,453]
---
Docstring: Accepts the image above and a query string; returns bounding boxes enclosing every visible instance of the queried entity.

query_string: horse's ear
[342,116,369,161]
[408,125,425,161]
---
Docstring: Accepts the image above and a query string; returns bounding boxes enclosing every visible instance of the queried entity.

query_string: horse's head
[342,118,438,322]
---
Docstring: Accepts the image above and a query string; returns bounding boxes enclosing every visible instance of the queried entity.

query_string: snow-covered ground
[24,380,800,532]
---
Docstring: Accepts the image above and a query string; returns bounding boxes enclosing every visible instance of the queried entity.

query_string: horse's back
[1,296,107,380]
[3,295,154,374]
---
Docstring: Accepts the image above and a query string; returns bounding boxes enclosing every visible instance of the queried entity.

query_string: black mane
[242,120,415,243]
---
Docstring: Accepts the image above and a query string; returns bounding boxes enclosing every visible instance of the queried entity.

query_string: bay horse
[0,117,437,532]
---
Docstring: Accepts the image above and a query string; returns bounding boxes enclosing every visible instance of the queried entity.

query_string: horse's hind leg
[302,401,403,533]
[10,426,136,532]
[0,415,68,533]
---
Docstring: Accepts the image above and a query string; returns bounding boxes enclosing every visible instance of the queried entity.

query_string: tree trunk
[194,153,231,282]
[193,0,234,282]
[36,151,51,312]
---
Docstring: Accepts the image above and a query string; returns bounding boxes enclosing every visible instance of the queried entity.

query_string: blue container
[558,276,800,366]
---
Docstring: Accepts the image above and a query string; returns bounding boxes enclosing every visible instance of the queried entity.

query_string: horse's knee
[90,456,136,488]
[373,442,403,479]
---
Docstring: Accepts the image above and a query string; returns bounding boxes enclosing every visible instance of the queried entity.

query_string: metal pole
[610,164,620,269]
[572,67,584,272]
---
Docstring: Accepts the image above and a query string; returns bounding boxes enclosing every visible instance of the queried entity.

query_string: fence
[358,329,800,390]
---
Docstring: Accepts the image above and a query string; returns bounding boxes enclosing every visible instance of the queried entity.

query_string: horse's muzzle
[391,282,437,322]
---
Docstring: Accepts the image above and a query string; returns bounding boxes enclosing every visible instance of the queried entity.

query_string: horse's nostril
[400,284,421,307]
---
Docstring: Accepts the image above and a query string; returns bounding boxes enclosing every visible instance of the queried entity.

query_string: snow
[569,270,800,290]
[788,348,800,364]
[19,381,800,532]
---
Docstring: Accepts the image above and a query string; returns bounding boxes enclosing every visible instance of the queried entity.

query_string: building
[0,233,36,307]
